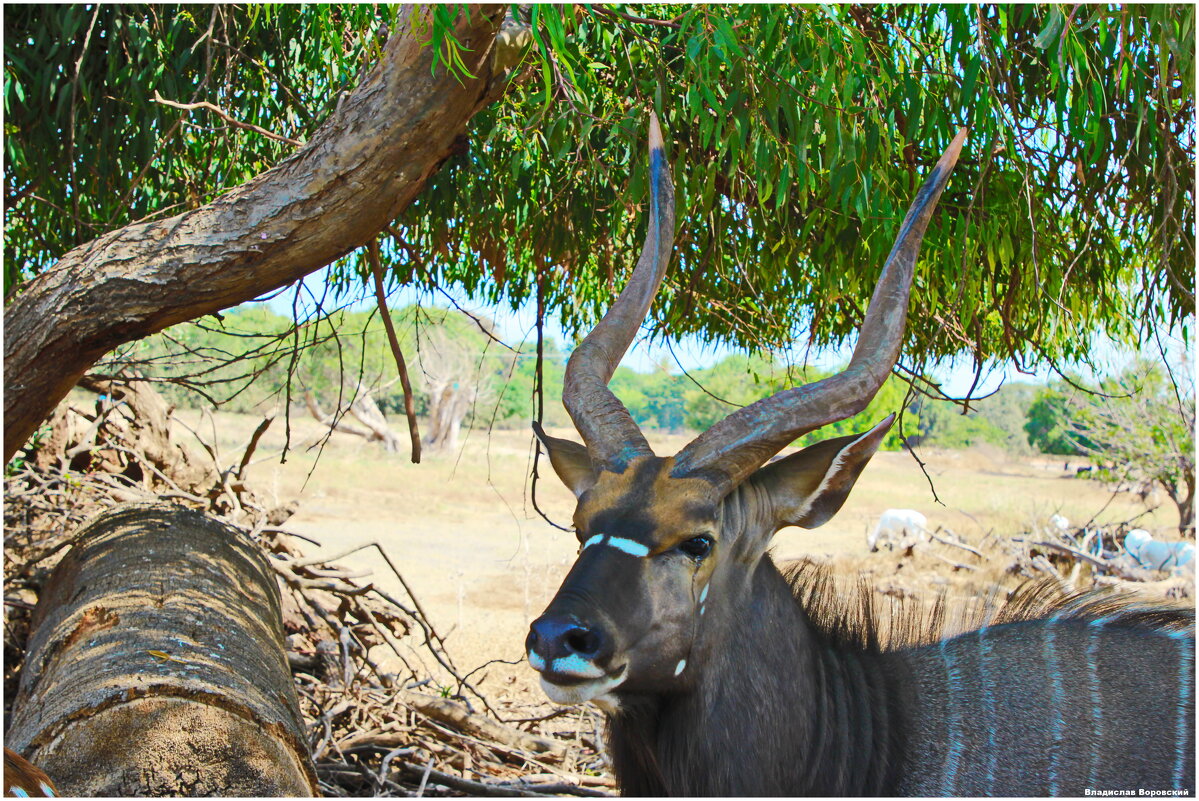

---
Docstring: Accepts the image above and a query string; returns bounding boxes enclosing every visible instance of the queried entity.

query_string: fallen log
[7,502,317,795]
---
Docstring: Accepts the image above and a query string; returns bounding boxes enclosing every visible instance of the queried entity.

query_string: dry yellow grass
[171,409,1176,702]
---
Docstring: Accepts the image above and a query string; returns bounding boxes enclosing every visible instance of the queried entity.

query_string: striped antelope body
[525,116,1196,796]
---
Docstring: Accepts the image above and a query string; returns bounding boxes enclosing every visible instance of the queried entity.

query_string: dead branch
[400,690,566,756]
[368,238,422,463]
[929,526,985,558]
[346,383,404,452]
[1029,539,1140,579]
[396,761,581,797]
[235,414,274,480]
[152,91,304,146]
[304,390,374,440]
[6,376,612,797]
[926,551,976,571]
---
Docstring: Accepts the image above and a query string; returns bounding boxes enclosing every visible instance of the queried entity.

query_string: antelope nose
[526,616,610,666]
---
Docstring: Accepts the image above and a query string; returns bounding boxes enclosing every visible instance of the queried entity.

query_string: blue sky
[261,266,1192,400]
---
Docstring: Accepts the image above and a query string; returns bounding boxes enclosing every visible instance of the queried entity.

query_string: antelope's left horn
[672,128,968,489]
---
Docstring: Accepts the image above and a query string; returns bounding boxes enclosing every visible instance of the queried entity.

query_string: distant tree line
[110,304,1192,533]
[111,305,1045,449]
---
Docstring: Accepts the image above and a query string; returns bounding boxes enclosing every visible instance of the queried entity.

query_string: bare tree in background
[416,324,498,453]
[1063,360,1195,537]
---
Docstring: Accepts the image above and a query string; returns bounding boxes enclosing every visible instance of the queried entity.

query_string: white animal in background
[867,509,928,552]
[1123,529,1195,571]
[1049,514,1070,534]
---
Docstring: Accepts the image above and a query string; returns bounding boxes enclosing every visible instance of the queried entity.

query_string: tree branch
[4,4,507,462]
[368,239,422,463]
[152,91,304,147]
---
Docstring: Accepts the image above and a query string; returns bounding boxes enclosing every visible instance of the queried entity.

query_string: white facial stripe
[551,653,606,678]
[699,583,709,603]
[581,533,650,557]
[607,536,650,557]
[674,659,687,676]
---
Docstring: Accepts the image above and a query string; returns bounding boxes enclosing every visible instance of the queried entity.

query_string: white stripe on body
[1170,629,1193,788]
[1044,617,1066,795]
[976,626,997,792]
[1086,617,1111,788]
[939,639,964,795]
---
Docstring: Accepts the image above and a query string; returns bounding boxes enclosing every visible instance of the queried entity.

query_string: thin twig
[928,527,984,558]
[152,91,304,146]
[368,238,422,463]
[235,415,274,480]
[587,5,682,29]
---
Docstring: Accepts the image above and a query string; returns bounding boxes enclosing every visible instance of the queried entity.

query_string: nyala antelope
[527,115,1195,796]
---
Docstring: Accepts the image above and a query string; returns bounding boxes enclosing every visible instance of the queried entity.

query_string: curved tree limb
[4,5,511,462]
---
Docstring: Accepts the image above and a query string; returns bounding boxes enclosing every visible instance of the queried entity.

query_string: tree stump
[7,502,317,796]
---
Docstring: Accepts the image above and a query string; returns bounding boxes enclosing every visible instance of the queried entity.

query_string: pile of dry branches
[3,375,612,796]
[867,515,1194,605]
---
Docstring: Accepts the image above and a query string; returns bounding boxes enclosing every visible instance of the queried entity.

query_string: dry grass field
[170,407,1177,711]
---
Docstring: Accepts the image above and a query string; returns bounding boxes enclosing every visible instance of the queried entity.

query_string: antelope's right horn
[561,113,677,472]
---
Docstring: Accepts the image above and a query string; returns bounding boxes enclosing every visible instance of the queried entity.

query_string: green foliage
[792,370,916,451]
[404,3,1194,372]
[123,305,297,413]
[670,355,916,450]
[4,4,396,291]
[5,422,50,475]
[126,305,543,432]
[610,366,689,432]
[5,5,1192,379]
[1059,362,1195,533]
[679,355,789,432]
[1024,385,1090,455]
[914,381,1039,451]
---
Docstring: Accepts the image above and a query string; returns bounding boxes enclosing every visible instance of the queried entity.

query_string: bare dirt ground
[172,408,1177,712]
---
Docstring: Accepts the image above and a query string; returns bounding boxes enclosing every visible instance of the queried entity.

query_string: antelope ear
[752,415,895,530]
[532,422,598,498]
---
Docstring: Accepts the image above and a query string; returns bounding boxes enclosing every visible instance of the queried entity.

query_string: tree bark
[7,502,316,796]
[4,5,507,462]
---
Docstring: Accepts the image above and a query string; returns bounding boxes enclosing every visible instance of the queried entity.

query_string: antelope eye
[678,535,713,560]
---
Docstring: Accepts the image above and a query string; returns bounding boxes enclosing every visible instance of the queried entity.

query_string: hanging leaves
[4,4,1193,373]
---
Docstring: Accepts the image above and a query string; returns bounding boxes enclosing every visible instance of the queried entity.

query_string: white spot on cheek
[674,659,687,676]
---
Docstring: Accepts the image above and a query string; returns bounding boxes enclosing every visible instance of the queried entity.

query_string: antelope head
[527,115,965,708]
